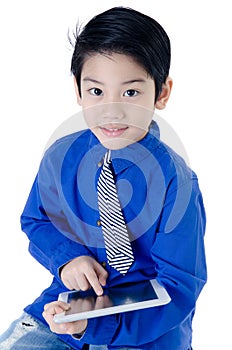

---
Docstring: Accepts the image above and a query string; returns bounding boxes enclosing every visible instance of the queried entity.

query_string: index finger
[85,269,104,296]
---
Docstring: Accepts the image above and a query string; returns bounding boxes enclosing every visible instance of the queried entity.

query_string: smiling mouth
[99,125,129,137]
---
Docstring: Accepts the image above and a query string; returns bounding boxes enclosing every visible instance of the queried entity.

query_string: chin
[100,137,136,150]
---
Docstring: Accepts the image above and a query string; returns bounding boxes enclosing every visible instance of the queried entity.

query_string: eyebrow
[121,79,146,85]
[82,77,146,85]
[82,78,104,85]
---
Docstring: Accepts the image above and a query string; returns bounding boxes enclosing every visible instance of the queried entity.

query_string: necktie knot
[104,149,111,166]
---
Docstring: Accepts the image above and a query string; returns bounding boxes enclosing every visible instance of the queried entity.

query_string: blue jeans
[0,313,141,350]
[0,313,74,350]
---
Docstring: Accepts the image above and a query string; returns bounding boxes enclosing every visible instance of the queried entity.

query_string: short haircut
[71,7,171,102]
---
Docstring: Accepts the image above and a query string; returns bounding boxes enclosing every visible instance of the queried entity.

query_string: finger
[48,319,87,335]
[98,270,108,287]
[85,268,104,296]
[94,262,108,287]
[43,301,70,311]
[61,276,74,290]
[75,273,91,291]
[61,264,80,291]
[44,301,70,314]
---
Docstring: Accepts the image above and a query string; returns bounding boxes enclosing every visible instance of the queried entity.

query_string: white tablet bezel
[54,279,171,324]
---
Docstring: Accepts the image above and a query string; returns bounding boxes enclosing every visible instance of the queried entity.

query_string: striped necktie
[97,150,134,275]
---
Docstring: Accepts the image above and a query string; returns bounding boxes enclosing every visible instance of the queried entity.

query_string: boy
[0,7,207,350]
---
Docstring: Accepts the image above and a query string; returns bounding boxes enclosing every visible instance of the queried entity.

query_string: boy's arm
[21,143,108,294]
[20,175,92,282]
[20,143,94,284]
[76,178,207,346]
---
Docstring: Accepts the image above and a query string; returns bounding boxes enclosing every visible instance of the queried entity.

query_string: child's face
[75,53,170,150]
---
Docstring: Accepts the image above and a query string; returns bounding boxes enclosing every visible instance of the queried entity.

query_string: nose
[101,102,126,121]
[83,102,127,130]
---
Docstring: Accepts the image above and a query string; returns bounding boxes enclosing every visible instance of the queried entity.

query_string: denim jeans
[0,313,75,350]
[0,313,142,350]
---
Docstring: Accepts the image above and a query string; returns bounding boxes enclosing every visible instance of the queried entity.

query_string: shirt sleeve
[78,177,207,347]
[20,150,93,282]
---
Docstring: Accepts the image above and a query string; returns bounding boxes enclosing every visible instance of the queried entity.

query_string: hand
[60,256,108,296]
[42,301,87,335]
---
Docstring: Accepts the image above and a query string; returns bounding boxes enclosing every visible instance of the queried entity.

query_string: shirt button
[98,161,103,167]
[97,220,101,226]
[101,261,107,268]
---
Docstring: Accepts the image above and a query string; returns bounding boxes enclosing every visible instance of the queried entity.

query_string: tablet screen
[54,279,171,323]
[66,280,158,313]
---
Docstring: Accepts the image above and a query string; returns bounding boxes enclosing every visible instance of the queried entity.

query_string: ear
[73,77,82,106]
[155,77,173,110]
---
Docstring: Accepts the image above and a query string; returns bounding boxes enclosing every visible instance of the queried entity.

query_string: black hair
[71,7,171,102]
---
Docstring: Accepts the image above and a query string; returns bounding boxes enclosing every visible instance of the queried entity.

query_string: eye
[89,88,103,96]
[124,89,139,97]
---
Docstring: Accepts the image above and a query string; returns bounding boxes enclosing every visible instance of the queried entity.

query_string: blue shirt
[21,121,207,349]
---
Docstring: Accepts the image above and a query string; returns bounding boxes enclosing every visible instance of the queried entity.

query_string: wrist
[72,320,88,340]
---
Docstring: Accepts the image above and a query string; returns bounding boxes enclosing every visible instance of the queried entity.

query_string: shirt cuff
[72,330,86,340]
[80,315,117,345]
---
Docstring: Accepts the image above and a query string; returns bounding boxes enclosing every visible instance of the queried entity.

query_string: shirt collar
[88,120,160,174]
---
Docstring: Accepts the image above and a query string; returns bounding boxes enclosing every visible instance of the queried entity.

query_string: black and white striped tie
[97,150,134,275]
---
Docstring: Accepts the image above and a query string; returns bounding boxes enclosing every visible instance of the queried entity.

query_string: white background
[0,0,231,348]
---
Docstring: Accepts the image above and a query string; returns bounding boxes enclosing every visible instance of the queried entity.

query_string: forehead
[81,53,151,82]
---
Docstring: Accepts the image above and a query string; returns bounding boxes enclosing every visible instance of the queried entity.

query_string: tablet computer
[54,279,171,323]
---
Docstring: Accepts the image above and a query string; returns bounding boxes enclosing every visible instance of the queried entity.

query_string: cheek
[143,95,155,109]
[126,105,154,131]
